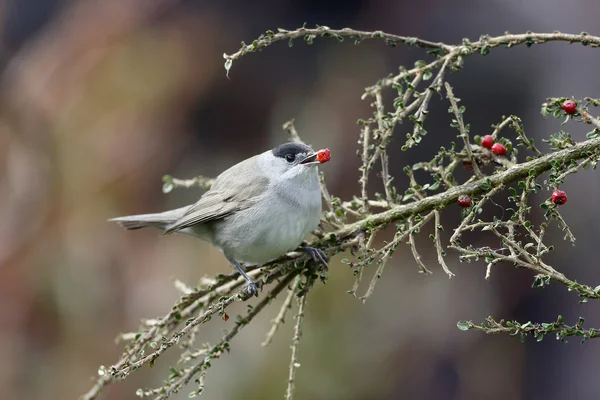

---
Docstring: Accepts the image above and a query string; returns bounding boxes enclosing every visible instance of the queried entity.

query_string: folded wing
[164,155,267,234]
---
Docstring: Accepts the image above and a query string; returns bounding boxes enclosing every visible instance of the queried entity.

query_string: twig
[400,56,454,150]
[445,82,483,178]
[374,91,395,204]
[262,276,301,347]
[224,26,453,74]
[407,215,433,275]
[461,316,600,343]
[433,210,454,277]
[111,293,244,380]
[283,119,304,144]
[285,284,308,400]
[484,262,493,280]
[348,232,375,297]
[359,125,372,212]
[155,271,301,399]
[449,185,505,245]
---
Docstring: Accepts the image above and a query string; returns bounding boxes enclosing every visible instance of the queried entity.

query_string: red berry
[551,190,567,205]
[491,143,506,156]
[317,148,331,163]
[457,194,472,208]
[462,161,474,171]
[481,135,494,149]
[562,100,577,115]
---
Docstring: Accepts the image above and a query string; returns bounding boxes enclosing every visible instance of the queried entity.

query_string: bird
[109,142,331,297]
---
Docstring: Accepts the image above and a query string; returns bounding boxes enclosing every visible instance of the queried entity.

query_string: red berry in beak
[317,148,331,163]
[562,100,577,115]
[551,190,567,205]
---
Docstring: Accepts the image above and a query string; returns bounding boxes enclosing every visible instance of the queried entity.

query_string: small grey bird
[109,143,330,297]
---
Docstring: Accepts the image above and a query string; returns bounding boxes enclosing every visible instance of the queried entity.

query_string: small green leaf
[428,181,440,191]
[162,182,173,193]
[457,321,472,331]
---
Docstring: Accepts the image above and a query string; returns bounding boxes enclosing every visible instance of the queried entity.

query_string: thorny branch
[285,279,310,400]
[458,315,600,343]
[85,27,600,400]
[261,276,301,347]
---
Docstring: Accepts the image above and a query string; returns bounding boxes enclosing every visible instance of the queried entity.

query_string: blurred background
[2,0,600,399]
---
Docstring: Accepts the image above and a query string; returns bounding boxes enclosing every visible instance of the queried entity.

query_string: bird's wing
[164,155,267,234]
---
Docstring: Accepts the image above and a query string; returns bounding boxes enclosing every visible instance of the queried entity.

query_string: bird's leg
[300,247,329,270]
[227,257,259,297]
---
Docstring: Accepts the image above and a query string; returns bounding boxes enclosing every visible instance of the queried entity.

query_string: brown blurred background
[2,0,600,399]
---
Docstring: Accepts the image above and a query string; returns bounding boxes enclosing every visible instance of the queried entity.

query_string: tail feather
[109,206,189,231]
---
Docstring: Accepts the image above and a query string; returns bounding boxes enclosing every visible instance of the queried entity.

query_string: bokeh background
[2,1,600,399]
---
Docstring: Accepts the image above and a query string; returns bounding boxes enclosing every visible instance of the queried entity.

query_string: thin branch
[155,271,301,399]
[283,119,304,143]
[407,215,433,275]
[348,232,376,297]
[554,152,600,184]
[331,134,600,243]
[224,26,453,73]
[402,73,423,107]
[285,285,308,400]
[460,316,600,343]
[369,32,600,93]
[433,210,454,277]
[374,91,395,204]
[112,293,241,380]
[445,82,483,178]
[262,276,301,347]
[365,57,449,96]
[359,125,372,213]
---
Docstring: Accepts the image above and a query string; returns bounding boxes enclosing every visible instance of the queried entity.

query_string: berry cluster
[480,135,506,156]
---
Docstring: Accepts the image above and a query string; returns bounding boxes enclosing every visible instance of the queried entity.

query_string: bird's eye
[285,154,295,163]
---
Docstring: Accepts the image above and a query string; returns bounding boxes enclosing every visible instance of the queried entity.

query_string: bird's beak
[300,153,319,165]
[300,148,331,165]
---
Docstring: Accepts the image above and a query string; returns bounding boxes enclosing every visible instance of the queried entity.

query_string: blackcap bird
[109,143,331,297]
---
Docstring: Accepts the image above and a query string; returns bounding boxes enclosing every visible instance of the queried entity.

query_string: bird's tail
[109,206,189,231]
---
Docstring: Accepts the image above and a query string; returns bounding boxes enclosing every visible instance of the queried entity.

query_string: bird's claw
[302,247,329,270]
[243,281,259,297]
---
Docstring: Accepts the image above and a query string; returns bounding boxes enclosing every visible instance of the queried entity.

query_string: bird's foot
[301,247,329,270]
[242,280,259,297]
[227,257,259,298]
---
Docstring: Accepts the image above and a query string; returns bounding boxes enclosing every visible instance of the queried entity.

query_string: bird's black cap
[272,142,313,159]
